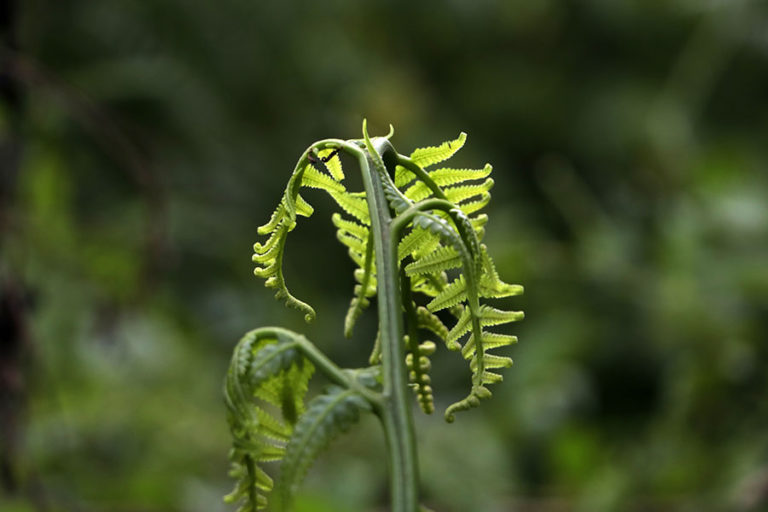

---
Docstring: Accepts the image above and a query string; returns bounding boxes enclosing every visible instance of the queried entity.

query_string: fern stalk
[363,137,419,511]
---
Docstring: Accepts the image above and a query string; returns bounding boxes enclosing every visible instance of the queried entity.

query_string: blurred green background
[2,1,767,511]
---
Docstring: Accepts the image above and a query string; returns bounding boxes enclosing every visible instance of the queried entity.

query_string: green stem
[360,139,419,512]
[313,132,420,510]
[396,155,448,200]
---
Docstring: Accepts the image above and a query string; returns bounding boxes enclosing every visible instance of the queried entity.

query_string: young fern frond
[390,132,525,421]
[228,122,523,512]
[253,207,316,322]
[252,149,371,323]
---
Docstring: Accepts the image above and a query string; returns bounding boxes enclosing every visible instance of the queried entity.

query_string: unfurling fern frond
[253,144,376,324]
[232,122,524,511]
[439,304,524,422]
[252,200,315,322]
[390,132,523,422]
[415,306,452,349]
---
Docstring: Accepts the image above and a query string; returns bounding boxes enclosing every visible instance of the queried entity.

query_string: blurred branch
[535,155,612,241]
[0,45,169,291]
[0,0,27,499]
[647,1,751,173]
[0,0,23,242]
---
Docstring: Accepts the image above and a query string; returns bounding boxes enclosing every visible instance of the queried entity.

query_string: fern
[227,122,524,511]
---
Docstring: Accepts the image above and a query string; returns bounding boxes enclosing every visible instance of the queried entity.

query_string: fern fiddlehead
[226,121,523,511]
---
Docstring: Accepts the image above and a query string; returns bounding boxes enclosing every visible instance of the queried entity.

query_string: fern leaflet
[276,384,373,510]
[409,132,467,169]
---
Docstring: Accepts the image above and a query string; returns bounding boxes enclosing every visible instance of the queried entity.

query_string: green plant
[223,121,523,512]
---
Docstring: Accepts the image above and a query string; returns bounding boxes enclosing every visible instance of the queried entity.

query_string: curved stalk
[396,155,448,200]
[377,238,420,512]
[321,134,419,511]
[362,145,420,512]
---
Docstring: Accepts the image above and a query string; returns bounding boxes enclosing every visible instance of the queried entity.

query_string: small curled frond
[400,268,437,414]
[405,338,437,414]
[252,196,316,322]
[415,306,451,349]
[252,139,373,323]
[253,123,399,333]
[368,330,382,366]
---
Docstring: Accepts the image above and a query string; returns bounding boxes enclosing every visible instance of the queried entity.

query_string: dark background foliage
[2,1,767,511]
